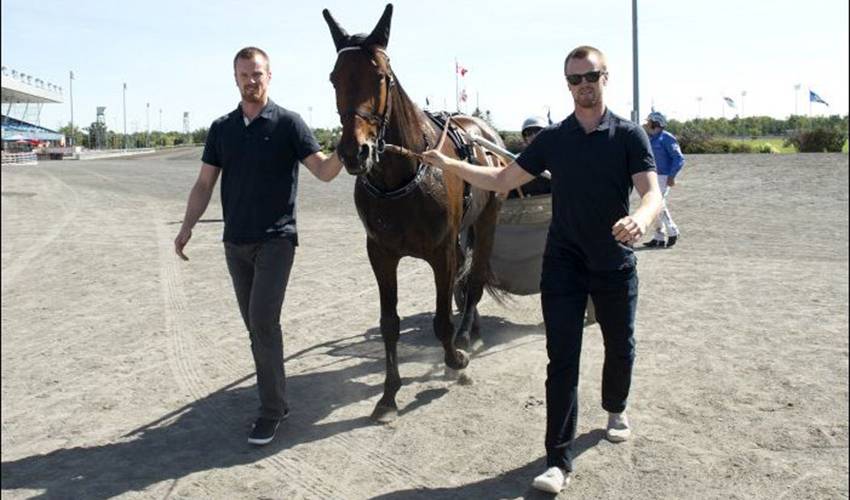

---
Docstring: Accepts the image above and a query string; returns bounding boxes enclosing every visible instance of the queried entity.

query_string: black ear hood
[323,4,393,51]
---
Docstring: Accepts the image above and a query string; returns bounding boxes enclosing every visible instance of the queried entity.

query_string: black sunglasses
[566,70,606,85]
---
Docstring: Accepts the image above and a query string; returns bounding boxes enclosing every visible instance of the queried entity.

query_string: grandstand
[2,66,65,153]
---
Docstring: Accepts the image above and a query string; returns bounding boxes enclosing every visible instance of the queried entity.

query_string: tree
[58,124,86,147]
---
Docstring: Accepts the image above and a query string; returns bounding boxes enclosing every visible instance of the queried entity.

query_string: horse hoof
[445,349,469,370]
[370,404,398,423]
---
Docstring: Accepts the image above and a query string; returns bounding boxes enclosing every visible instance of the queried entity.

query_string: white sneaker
[606,412,631,442]
[532,466,570,493]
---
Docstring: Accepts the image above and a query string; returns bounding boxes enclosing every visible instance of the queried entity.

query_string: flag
[547,109,552,125]
[809,90,829,106]
[459,89,468,102]
[425,97,430,106]
[723,97,736,108]
[456,62,468,77]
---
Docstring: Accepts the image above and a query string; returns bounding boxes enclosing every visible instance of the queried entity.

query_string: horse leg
[455,194,501,351]
[367,239,402,423]
[429,243,469,372]
[454,226,476,350]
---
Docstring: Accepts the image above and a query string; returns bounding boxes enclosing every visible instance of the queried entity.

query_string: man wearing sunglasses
[421,45,662,493]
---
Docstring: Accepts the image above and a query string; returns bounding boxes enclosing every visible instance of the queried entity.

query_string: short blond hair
[564,45,607,73]
[233,47,270,71]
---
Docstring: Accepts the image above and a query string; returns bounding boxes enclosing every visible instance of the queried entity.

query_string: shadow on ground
[2,314,544,498]
[372,430,607,499]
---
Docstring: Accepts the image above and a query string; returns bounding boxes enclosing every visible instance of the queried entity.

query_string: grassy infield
[732,137,849,154]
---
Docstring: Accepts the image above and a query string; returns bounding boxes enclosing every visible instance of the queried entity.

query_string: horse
[323,4,508,422]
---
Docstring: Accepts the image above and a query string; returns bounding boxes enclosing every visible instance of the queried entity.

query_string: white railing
[1,152,38,166]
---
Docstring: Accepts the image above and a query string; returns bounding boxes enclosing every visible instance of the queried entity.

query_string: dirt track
[2,149,848,499]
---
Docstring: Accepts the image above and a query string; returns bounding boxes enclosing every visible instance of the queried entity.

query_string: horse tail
[454,196,513,310]
[484,267,511,307]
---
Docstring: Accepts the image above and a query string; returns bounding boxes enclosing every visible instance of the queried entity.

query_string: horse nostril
[358,144,371,162]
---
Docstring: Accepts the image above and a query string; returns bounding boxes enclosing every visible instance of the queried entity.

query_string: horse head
[323,4,395,176]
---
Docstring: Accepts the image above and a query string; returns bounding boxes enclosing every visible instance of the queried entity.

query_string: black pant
[224,238,295,420]
[540,252,638,472]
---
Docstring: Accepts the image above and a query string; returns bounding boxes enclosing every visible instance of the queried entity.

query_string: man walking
[420,45,662,493]
[643,110,685,248]
[174,47,343,445]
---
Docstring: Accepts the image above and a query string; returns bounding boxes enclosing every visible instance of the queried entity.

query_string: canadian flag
[459,89,468,102]
[456,62,468,77]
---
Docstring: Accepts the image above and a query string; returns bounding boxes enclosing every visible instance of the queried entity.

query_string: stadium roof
[2,115,63,141]
[1,72,63,104]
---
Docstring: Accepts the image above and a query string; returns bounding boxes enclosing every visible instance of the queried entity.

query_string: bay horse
[323,4,507,422]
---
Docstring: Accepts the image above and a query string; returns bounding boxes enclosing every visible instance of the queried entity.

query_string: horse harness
[336,46,477,212]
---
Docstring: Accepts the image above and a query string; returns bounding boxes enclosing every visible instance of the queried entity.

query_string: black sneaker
[248,412,288,445]
[666,235,678,248]
[643,239,665,248]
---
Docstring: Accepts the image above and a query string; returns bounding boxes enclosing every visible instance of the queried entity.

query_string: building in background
[2,66,64,152]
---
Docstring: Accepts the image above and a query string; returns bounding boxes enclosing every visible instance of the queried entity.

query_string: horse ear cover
[322,8,350,51]
[365,4,393,48]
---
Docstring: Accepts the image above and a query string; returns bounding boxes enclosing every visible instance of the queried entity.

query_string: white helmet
[521,116,548,132]
[646,111,668,128]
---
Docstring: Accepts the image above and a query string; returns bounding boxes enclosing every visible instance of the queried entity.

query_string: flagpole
[455,58,459,112]
[794,84,800,116]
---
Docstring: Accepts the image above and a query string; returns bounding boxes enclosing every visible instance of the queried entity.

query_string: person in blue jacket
[643,111,685,248]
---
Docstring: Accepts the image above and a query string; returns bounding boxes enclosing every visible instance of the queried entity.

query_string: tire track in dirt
[153,204,435,493]
[154,207,343,499]
[1,170,160,365]
[1,168,80,294]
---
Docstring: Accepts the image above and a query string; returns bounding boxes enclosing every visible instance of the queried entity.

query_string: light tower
[183,112,190,143]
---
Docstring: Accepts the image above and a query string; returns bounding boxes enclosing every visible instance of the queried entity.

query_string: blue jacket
[649,130,685,178]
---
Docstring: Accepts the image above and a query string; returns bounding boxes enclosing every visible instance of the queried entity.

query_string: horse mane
[387,78,429,153]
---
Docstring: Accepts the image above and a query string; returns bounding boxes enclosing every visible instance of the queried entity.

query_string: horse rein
[334,46,477,199]
[335,46,459,160]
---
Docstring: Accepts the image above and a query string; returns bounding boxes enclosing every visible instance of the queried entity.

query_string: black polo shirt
[516,109,655,271]
[202,99,320,244]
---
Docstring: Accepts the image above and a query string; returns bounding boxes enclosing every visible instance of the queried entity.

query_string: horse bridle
[335,46,396,156]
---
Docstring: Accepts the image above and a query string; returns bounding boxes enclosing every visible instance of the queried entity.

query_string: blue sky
[2,0,848,133]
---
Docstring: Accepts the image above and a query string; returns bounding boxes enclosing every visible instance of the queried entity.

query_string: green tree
[58,124,86,147]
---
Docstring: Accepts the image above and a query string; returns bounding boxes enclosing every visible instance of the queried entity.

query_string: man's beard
[241,86,264,103]
[575,89,599,109]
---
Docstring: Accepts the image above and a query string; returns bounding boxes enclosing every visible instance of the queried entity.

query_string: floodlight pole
[630,0,640,123]
[145,102,150,147]
[123,83,128,149]
[69,71,75,146]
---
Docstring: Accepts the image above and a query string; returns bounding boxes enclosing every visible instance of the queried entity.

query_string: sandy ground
[1,149,848,499]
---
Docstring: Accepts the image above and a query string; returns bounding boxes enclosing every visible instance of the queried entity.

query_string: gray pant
[224,238,295,420]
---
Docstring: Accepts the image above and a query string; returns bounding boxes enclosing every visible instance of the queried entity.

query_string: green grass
[728,137,848,154]
[730,137,796,154]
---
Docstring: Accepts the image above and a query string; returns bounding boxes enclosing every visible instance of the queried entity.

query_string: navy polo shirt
[516,109,655,271]
[202,99,320,244]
